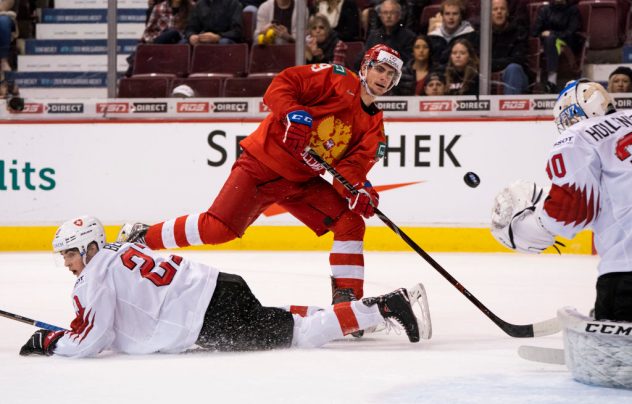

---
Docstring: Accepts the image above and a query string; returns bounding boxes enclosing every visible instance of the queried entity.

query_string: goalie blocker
[559,307,632,389]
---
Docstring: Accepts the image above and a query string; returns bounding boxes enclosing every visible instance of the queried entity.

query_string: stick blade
[518,345,565,365]
[408,283,432,340]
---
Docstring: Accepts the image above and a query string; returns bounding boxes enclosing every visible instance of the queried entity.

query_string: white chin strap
[360,62,395,98]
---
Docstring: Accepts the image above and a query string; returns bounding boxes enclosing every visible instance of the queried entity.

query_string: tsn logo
[14,103,44,114]
[177,102,209,113]
[419,101,452,112]
[96,103,129,113]
[499,100,529,111]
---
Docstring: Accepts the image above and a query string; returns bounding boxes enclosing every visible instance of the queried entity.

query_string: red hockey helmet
[359,44,403,92]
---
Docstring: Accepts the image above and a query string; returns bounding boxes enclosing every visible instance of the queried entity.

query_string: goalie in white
[19,215,430,358]
[491,80,632,388]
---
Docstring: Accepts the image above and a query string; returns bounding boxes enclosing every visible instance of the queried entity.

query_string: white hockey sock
[290,301,383,348]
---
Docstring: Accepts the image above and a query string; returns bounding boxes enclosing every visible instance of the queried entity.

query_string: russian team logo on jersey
[499,99,529,111]
[177,102,209,113]
[419,100,452,112]
[96,102,129,114]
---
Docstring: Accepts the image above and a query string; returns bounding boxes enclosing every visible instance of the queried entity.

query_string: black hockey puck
[464,171,480,188]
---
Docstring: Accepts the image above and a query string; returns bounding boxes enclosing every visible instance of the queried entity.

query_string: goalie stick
[305,148,560,338]
[0,308,65,332]
[518,345,565,365]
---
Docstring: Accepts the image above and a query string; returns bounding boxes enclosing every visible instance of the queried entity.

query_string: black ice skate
[362,288,420,343]
[116,223,149,244]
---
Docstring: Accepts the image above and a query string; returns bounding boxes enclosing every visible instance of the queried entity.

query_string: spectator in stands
[392,34,433,95]
[0,0,17,72]
[363,0,416,65]
[186,0,244,45]
[125,0,194,77]
[240,0,265,14]
[311,0,360,42]
[254,0,307,44]
[607,66,632,93]
[142,0,194,44]
[428,0,478,68]
[491,0,529,94]
[531,0,582,93]
[305,14,348,66]
[422,71,446,95]
[444,37,479,95]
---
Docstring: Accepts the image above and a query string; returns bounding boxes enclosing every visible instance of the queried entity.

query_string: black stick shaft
[306,148,543,338]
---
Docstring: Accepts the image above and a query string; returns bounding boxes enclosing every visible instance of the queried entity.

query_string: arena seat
[223,75,275,97]
[189,43,249,78]
[118,76,172,98]
[132,43,190,78]
[578,0,621,50]
[248,44,296,76]
[171,77,224,97]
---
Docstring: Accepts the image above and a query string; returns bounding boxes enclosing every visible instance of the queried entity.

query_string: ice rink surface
[1,250,631,403]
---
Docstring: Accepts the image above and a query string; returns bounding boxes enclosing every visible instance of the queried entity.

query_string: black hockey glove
[19,329,64,356]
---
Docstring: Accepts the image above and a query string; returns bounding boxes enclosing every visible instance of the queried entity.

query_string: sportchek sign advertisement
[0,120,554,226]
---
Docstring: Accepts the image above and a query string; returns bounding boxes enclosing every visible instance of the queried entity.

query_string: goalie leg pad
[559,306,632,389]
[595,272,632,322]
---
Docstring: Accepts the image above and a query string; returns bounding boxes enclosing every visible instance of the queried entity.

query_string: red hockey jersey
[240,63,386,193]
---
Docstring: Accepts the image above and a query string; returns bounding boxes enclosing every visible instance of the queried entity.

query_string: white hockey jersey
[53,242,219,357]
[539,110,632,276]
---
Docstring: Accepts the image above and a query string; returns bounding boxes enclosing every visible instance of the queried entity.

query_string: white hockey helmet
[553,79,616,133]
[52,216,106,262]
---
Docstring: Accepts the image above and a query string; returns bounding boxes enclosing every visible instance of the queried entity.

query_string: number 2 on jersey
[120,245,182,287]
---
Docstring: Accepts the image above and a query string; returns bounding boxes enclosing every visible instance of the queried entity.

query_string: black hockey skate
[331,281,364,338]
[362,288,420,343]
[116,223,149,244]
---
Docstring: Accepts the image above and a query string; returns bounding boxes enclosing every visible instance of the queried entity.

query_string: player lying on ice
[19,216,430,358]
[115,44,405,329]
[490,80,632,389]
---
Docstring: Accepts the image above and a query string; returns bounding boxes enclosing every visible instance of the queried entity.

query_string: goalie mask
[359,44,403,96]
[553,79,616,134]
[53,215,105,264]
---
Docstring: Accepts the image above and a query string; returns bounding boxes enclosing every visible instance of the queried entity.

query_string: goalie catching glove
[491,180,559,254]
[349,181,379,219]
[19,329,64,356]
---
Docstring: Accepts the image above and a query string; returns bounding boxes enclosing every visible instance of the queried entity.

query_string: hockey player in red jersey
[117,44,404,311]
[19,216,422,357]
[490,79,632,322]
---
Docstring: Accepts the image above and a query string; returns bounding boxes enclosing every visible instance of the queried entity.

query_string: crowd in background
[1,0,632,99]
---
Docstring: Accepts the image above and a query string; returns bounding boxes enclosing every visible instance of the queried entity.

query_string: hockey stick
[305,148,560,338]
[518,345,565,364]
[0,309,66,331]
